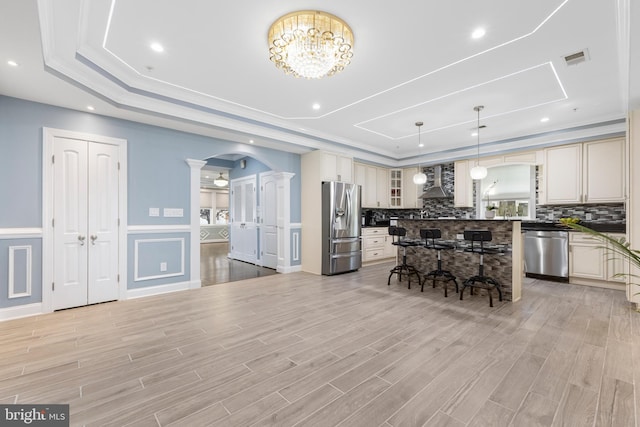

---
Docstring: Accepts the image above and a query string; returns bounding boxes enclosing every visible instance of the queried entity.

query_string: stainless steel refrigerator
[322,181,362,275]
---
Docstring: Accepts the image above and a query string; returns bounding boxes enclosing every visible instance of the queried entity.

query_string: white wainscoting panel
[8,245,32,298]
[134,238,185,281]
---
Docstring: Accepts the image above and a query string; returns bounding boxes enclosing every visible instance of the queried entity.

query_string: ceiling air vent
[564,49,590,66]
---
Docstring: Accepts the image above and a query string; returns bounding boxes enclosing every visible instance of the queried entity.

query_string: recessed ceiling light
[471,28,486,39]
[7,60,18,67]
[418,143,424,148]
[249,139,254,144]
[205,175,210,179]
[312,103,321,110]
[87,105,95,111]
[540,117,550,122]
[471,132,478,137]
[150,42,164,53]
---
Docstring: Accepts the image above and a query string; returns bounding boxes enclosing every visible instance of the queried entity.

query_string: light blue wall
[0,95,302,306]
[0,95,302,227]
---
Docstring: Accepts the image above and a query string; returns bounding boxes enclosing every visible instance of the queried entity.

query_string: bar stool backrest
[389,226,406,243]
[463,230,492,252]
[420,228,441,247]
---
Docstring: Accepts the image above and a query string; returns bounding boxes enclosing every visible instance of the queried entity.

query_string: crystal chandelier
[469,105,488,180]
[413,122,427,185]
[268,11,354,79]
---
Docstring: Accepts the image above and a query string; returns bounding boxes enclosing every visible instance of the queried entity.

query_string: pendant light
[213,172,228,187]
[412,121,427,185]
[469,105,488,180]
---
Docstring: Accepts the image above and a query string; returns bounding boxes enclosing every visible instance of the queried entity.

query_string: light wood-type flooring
[1,262,640,426]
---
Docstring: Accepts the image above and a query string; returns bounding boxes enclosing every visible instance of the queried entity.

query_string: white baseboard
[0,303,43,321]
[189,280,201,289]
[126,281,192,299]
[277,265,302,274]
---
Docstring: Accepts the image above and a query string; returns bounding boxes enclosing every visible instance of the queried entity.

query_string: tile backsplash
[366,163,625,223]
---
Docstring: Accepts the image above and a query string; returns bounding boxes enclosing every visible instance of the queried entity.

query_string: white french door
[52,137,120,310]
[230,176,257,264]
[260,173,278,269]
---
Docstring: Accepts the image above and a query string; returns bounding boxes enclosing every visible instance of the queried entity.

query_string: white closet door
[53,138,89,310]
[260,175,278,269]
[87,142,119,304]
[53,137,120,310]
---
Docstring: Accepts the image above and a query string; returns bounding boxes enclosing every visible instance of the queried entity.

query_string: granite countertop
[398,218,521,221]
[521,221,626,233]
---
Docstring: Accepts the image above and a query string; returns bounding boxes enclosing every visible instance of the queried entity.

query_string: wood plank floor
[200,242,277,286]
[1,262,639,426]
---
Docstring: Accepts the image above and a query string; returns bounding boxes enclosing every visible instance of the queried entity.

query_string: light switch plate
[149,208,160,217]
[586,213,592,220]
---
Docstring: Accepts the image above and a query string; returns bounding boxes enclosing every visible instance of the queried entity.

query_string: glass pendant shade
[469,165,488,180]
[214,172,228,187]
[413,172,427,184]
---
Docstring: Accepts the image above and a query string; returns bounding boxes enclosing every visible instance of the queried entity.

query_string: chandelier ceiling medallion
[268,10,354,79]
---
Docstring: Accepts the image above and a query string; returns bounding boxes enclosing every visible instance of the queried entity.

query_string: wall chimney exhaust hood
[419,165,451,199]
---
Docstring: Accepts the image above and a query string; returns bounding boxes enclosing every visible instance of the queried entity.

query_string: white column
[274,172,295,273]
[186,159,206,288]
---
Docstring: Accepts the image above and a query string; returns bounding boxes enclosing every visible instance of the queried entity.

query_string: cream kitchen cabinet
[543,138,625,205]
[569,232,627,287]
[454,160,474,207]
[389,169,402,208]
[362,227,395,263]
[402,167,422,208]
[305,150,353,183]
[355,162,390,208]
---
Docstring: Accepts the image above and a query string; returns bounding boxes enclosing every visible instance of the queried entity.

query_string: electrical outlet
[548,213,554,220]
[586,213,592,220]
[160,262,167,272]
[149,208,159,217]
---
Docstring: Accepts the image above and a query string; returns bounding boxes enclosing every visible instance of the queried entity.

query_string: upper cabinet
[583,139,626,203]
[454,160,474,208]
[310,151,353,183]
[543,138,625,205]
[389,169,402,208]
[354,162,389,208]
[402,167,422,209]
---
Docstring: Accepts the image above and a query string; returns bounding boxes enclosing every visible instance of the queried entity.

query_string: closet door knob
[90,235,98,245]
[78,235,86,246]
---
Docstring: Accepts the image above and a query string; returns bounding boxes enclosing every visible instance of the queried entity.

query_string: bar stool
[387,226,422,289]
[459,230,503,307]
[420,229,459,297]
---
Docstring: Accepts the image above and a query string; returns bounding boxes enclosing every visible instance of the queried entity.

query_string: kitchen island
[396,219,522,301]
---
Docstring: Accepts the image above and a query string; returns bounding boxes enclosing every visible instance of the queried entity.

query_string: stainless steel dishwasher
[524,230,569,281]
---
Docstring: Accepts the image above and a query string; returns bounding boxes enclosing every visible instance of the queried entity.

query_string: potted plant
[485,205,497,219]
[559,217,639,299]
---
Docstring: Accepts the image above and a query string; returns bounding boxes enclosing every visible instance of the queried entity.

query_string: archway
[186,152,295,288]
